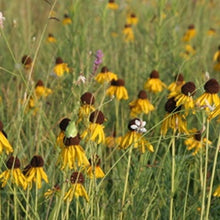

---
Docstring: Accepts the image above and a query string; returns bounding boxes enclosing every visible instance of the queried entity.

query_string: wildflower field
[1,0,220,219]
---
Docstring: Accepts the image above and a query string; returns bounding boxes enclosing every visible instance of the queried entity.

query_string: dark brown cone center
[22,55,32,65]
[111,79,125,86]
[36,80,44,87]
[128,118,140,131]
[56,57,63,64]
[64,134,81,146]
[30,155,44,167]
[138,90,147,99]
[89,110,105,124]
[194,131,201,141]
[6,156,21,169]
[59,118,71,131]
[181,82,196,96]
[165,98,181,113]
[70,172,84,184]
[101,66,109,73]
[204,79,220,94]
[150,70,159,79]
[81,92,95,105]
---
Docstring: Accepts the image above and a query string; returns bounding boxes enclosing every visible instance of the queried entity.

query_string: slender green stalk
[35,185,38,216]
[119,145,133,220]
[183,167,191,220]
[200,120,210,220]
[205,131,220,219]
[14,186,18,220]
[170,133,176,220]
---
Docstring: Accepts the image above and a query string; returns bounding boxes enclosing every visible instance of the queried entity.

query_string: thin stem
[169,133,176,220]
[119,145,133,220]
[205,131,220,219]
[35,185,38,216]
[14,186,17,220]
[183,166,191,220]
[200,120,210,220]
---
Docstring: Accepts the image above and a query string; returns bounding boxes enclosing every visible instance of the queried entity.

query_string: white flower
[0,12,6,29]
[74,74,86,85]
[130,119,147,133]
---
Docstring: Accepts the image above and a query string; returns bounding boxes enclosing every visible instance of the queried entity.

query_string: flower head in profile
[47,33,56,43]
[59,134,90,170]
[207,28,216,36]
[213,185,220,197]
[123,24,134,42]
[129,90,155,117]
[175,81,196,114]
[196,78,220,111]
[106,79,129,100]
[120,118,154,153]
[144,70,166,93]
[95,66,118,84]
[182,24,196,42]
[161,98,188,136]
[81,110,105,144]
[64,172,89,202]
[21,55,32,70]
[24,155,48,189]
[53,57,70,77]
[62,14,72,25]
[44,184,60,199]
[168,73,185,96]
[107,0,119,10]
[208,104,220,121]
[126,13,138,25]
[105,130,122,148]
[0,156,27,189]
[0,12,6,29]
[34,80,52,99]
[180,44,196,60]
[0,121,13,155]
[77,92,95,123]
[184,128,211,155]
[87,155,105,179]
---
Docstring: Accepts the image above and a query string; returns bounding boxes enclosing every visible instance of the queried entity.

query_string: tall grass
[0,0,220,219]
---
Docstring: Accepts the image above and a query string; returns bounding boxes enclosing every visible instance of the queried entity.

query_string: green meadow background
[0,0,220,219]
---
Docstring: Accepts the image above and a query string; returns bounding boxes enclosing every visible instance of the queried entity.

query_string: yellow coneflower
[161,98,188,136]
[53,57,70,77]
[126,13,138,25]
[60,134,90,170]
[207,28,216,36]
[81,110,105,144]
[180,45,196,60]
[129,90,154,117]
[123,24,134,42]
[107,0,119,10]
[144,70,166,93]
[184,129,211,155]
[64,172,89,202]
[208,104,220,120]
[21,55,32,70]
[175,81,196,114]
[62,14,72,25]
[24,155,48,189]
[34,80,52,99]
[95,66,118,84]
[213,46,220,62]
[47,33,56,43]
[0,121,13,155]
[213,185,220,197]
[120,118,154,153]
[106,79,129,100]
[196,78,220,110]
[77,92,96,123]
[0,156,27,189]
[182,24,196,42]
[56,118,71,148]
[87,155,105,179]
[168,73,185,95]
[105,129,122,148]
[44,184,60,199]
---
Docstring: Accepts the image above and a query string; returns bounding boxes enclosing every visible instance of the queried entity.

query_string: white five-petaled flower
[0,12,6,29]
[75,74,86,85]
[130,119,147,133]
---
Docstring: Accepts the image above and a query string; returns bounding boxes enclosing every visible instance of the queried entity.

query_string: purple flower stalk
[92,50,103,75]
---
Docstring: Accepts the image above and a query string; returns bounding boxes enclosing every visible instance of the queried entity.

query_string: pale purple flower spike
[92,50,103,75]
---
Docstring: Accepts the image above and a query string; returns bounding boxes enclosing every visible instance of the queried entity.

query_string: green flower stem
[205,131,220,219]
[14,186,17,220]
[170,132,176,220]
[200,120,210,220]
[35,185,38,216]
[119,144,133,220]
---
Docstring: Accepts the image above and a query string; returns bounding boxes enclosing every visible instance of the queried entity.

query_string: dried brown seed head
[80,92,95,105]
